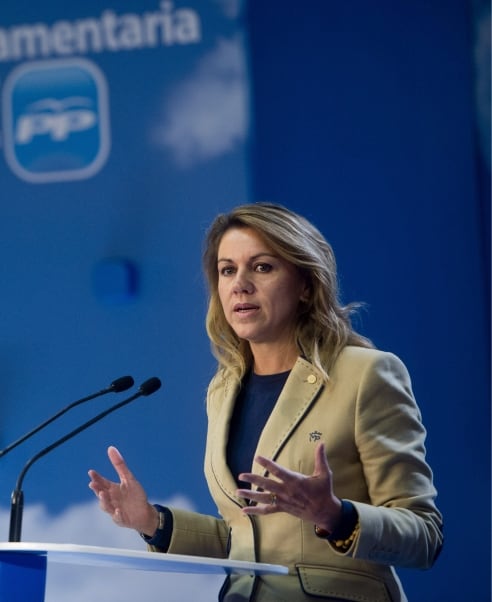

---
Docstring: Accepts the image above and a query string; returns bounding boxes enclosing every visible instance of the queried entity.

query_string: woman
[88,203,443,601]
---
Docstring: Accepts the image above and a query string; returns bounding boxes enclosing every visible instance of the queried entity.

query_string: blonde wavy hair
[203,203,372,382]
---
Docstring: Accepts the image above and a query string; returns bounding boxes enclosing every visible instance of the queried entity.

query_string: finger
[237,495,281,516]
[88,469,118,494]
[88,472,108,495]
[88,469,109,485]
[237,473,280,491]
[87,469,100,484]
[242,503,278,516]
[95,490,117,515]
[107,446,135,482]
[254,455,281,474]
[113,507,125,525]
[236,488,277,504]
[88,479,101,495]
[240,492,282,515]
[253,455,293,481]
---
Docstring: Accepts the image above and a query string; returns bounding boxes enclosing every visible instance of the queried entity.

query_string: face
[217,227,308,352]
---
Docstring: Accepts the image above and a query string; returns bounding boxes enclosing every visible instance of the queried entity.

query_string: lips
[233,303,259,312]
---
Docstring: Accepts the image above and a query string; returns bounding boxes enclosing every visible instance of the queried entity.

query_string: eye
[219,265,236,276]
[255,262,272,273]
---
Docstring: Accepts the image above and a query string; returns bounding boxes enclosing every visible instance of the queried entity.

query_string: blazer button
[307,374,317,384]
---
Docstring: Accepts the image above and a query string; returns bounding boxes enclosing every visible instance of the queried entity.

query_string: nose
[232,270,254,294]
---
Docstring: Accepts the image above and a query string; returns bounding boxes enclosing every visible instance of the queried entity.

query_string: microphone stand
[0,376,134,459]
[8,377,161,542]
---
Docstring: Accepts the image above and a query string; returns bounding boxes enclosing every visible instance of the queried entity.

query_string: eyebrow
[217,252,277,264]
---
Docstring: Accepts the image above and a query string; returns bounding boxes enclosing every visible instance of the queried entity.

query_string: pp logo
[2,59,110,183]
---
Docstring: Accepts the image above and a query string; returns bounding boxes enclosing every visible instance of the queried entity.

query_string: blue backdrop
[0,1,490,601]
[246,2,491,600]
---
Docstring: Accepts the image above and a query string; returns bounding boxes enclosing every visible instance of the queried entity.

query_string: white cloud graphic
[151,35,250,167]
[0,498,223,602]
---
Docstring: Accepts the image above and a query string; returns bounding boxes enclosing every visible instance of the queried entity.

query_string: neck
[250,343,299,375]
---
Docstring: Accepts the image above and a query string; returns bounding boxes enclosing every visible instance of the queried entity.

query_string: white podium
[0,542,288,601]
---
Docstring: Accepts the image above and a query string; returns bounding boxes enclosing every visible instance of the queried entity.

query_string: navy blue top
[227,370,290,488]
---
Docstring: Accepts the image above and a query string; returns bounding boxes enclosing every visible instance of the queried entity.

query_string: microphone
[8,376,162,542]
[0,376,134,458]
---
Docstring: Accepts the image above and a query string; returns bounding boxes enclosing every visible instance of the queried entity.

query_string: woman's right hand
[88,445,159,537]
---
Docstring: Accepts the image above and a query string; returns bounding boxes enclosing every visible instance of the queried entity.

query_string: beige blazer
[157,346,443,602]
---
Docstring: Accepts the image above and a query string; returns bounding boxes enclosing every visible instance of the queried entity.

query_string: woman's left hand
[236,441,342,532]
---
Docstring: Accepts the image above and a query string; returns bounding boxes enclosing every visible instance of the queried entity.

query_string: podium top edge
[0,542,289,576]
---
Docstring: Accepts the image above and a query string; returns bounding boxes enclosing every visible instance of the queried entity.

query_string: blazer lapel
[209,357,326,500]
[254,357,325,474]
[209,377,244,503]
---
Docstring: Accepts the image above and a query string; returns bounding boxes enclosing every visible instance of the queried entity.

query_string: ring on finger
[269,492,277,506]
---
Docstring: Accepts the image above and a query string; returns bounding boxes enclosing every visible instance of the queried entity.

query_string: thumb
[313,441,331,477]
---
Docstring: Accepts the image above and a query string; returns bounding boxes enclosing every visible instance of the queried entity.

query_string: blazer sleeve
[341,351,443,568]
[148,507,230,558]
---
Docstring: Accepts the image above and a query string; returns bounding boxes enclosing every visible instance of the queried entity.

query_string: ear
[299,280,311,303]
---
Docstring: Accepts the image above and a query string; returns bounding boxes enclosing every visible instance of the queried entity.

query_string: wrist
[140,504,173,551]
[140,504,160,537]
[314,497,342,534]
[314,499,358,541]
